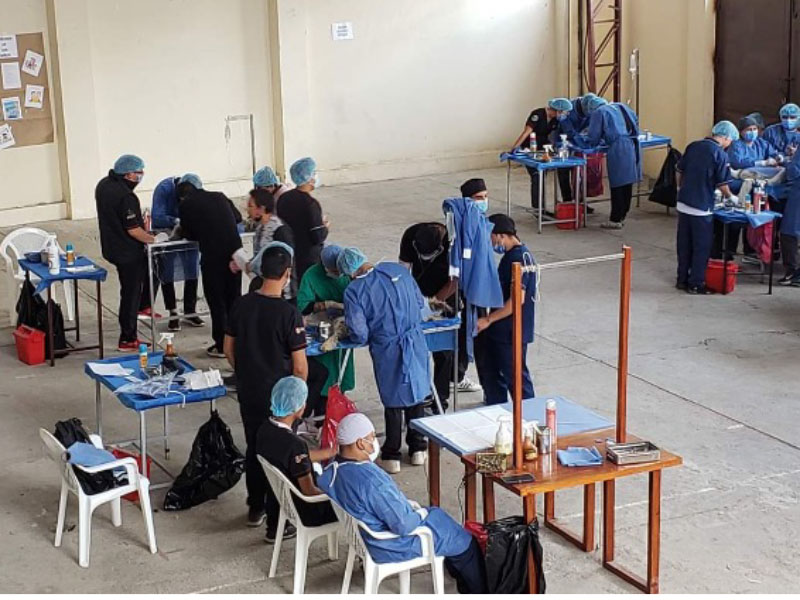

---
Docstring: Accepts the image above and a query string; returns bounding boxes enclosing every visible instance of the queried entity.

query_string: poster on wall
[1,62,21,89]
[2,97,22,120]
[0,123,15,149]
[21,50,43,77]
[24,85,43,109]
[0,35,18,59]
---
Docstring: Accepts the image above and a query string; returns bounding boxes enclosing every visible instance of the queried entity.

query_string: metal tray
[606,441,660,465]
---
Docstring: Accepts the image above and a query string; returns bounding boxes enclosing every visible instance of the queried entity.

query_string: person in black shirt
[224,244,328,537]
[277,157,329,279]
[176,174,244,357]
[510,98,575,212]
[256,376,337,542]
[95,154,164,351]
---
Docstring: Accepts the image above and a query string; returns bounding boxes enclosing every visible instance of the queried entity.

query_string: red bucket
[555,202,585,230]
[12,325,45,365]
[705,259,739,294]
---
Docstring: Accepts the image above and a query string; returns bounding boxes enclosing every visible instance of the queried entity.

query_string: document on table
[87,363,134,377]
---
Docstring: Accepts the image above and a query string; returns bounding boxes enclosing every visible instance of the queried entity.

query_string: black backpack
[16,279,67,356]
[54,418,125,495]
[649,147,683,208]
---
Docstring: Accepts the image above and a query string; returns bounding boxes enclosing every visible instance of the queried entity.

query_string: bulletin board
[0,32,54,149]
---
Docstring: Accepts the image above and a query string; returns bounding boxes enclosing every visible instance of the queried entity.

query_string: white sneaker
[380,459,401,474]
[410,451,427,466]
[455,376,482,393]
[600,221,623,230]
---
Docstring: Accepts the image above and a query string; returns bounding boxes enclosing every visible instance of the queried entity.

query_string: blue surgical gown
[557,96,590,142]
[727,138,778,169]
[343,262,430,408]
[575,103,642,188]
[150,176,199,281]
[318,459,472,564]
[762,124,800,155]
[781,151,800,238]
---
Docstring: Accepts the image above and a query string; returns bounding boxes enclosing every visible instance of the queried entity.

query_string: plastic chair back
[0,227,51,279]
[39,428,81,494]
[258,456,303,524]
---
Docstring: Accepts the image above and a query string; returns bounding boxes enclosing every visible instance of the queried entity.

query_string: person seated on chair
[257,376,337,542]
[318,413,488,594]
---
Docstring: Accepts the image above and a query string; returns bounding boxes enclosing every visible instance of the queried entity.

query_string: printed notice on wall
[331,22,354,41]
[21,49,43,77]
[0,35,18,59]
[24,84,44,109]
[0,123,15,149]
[1,62,21,89]
[2,96,21,120]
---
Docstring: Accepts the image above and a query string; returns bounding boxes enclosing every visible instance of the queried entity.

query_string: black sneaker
[790,277,800,287]
[183,316,206,327]
[247,507,266,528]
[687,285,714,295]
[223,374,237,392]
[168,312,181,331]
[265,522,297,544]
[586,205,595,214]
[778,272,797,286]
[206,344,225,358]
[675,281,688,291]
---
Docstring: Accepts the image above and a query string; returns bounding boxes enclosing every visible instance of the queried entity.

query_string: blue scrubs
[762,124,800,155]
[151,177,200,282]
[780,151,800,276]
[557,95,590,142]
[727,138,779,194]
[475,244,536,405]
[676,138,731,288]
[575,102,642,188]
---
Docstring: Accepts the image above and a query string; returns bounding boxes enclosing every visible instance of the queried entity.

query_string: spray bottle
[47,235,60,275]
[160,332,179,372]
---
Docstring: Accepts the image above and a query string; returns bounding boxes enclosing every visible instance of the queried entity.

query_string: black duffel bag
[54,418,124,495]
[16,279,67,356]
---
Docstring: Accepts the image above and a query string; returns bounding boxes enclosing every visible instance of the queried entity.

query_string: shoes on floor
[455,376,482,393]
[687,285,714,295]
[137,307,163,320]
[586,205,595,214]
[167,311,181,331]
[675,281,688,291]
[600,221,624,229]
[410,451,427,466]
[247,507,266,528]
[206,344,225,358]
[778,271,797,286]
[118,339,148,352]
[379,459,401,474]
[265,522,297,544]
[183,316,206,327]
[223,374,237,392]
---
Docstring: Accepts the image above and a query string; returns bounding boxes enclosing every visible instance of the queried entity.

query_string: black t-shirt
[225,293,307,411]
[522,108,558,149]
[398,223,451,299]
[178,188,242,265]
[276,189,329,279]
[256,419,336,527]
[95,170,145,265]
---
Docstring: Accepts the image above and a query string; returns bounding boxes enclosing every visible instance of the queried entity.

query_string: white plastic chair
[331,500,445,594]
[257,456,340,594]
[1,227,75,324]
[39,428,157,568]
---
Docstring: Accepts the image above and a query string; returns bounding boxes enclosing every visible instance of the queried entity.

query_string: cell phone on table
[501,473,535,485]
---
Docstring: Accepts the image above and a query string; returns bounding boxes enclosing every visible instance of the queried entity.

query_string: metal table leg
[97,280,104,359]
[140,411,147,476]
[47,285,55,367]
[73,279,80,342]
[506,161,512,217]
[538,167,544,234]
[722,222,730,295]
[147,244,156,344]
[768,220,776,295]
[452,323,459,413]
[95,381,103,438]
[163,406,170,458]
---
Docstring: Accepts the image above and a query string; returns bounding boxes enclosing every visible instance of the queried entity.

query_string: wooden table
[429,428,682,593]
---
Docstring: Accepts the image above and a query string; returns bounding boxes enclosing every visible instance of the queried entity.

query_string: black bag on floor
[16,279,67,356]
[163,411,245,511]
[485,516,546,593]
[54,418,125,495]
[648,147,682,208]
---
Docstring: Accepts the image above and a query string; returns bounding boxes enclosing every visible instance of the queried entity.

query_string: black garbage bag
[54,417,126,495]
[648,146,682,208]
[163,411,245,511]
[485,516,546,593]
[16,279,67,356]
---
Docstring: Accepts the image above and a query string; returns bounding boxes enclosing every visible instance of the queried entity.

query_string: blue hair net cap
[337,247,367,277]
[253,166,280,188]
[711,120,740,141]
[271,376,308,417]
[321,245,343,271]
[290,157,317,185]
[113,154,145,174]
[580,92,598,113]
[548,97,573,112]
[779,103,800,118]
[585,96,608,113]
[179,173,203,189]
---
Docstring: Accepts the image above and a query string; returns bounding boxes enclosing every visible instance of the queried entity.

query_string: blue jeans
[676,212,713,288]
[474,333,535,405]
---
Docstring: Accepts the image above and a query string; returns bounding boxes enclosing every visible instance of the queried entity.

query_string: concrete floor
[1,165,799,593]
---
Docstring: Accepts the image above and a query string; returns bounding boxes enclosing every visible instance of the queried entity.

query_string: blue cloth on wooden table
[712,209,780,228]
[66,442,126,476]
[19,256,107,295]
[557,446,603,467]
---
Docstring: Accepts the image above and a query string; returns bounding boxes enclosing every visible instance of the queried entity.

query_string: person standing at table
[95,154,166,351]
[151,175,204,331]
[509,98,574,212]
[339,247,430,475]
[557,93,598,213]
[763,103,800,160]
[253,165,290,201]
[244,188,295,298]
[474,214,536,405]
[574,96,642,229]
[675,121,739,295]
[779,149,800,286]
[177,174,245,357]
[277,157,329,279]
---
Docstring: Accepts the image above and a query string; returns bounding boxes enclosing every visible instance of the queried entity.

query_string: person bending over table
[339,247,429,475]
[253,165,290,201]
[244,187,296,300]
[257,376,337,542]
[318,413,488,594]
[557,93,598,213]
[675,121,739,295]
[474,214,536,405]
[95,154,166,352]
[509,97,574,213]
[224,243,328,539]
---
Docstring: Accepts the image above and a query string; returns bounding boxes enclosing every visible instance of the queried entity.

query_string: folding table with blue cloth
[19,256,107,366]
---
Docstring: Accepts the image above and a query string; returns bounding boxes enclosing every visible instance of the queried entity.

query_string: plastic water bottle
[139,343,148,370]
[546,399,557,452]
[47,236,60,275]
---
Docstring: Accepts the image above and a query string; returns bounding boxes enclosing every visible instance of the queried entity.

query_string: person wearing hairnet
[675,121,739,295]
[244,187,295,298]
[557,93,599,213]
[339,247,430,474]
[779,148,800,286]
[762,102,800,159]
[224,244,328,538]
[176,174,244,357]
[256,376,336,543]
[318,413,488,593]
[295,244,356,415]
[574,96,642,228]
[252,165,290,200]
[276,157,330,279]
[510,97,575,213]
[96,154,166,351]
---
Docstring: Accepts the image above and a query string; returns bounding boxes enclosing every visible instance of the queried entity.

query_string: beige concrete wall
[0,0,65,224]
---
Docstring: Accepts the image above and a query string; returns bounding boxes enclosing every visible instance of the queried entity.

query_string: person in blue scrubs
[339,247,430,475]
[779,149,800,286]
[558,93,598,213]
[318,413,487,594]
[762,102,800,159]
[574,96,642,229]
[474,214,536,405]
[675,121,739,294]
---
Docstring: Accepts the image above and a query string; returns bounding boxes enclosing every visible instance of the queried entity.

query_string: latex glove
[153,232,169,244]
[727,195,739,206]
[427,296,450,311]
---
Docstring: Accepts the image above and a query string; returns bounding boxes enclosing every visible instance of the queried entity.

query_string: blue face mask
[782,118,798,131]
[474,199,488,213]
[743,130,758,142]
[493,244,506,255]
[556,112,569,122]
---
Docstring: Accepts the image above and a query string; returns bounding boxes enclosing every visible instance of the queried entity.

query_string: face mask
[782,118,798,131]
[493,244,506,255]
[557,112,569,122]
[312,172,321,187]
[368,438,380,462]
[743,130,758,142]
[474,199,489,213]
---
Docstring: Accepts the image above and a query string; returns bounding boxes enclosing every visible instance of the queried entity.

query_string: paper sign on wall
[331,22,354,41]
[0,35,18,59]
[1,62,21,90]
[0,123,15,149]
[21,50,43,77]
[2,96,21,120]
[24,84,44,109]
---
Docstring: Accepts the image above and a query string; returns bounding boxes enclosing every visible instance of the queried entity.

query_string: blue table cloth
[500,151,586,171]
[712,209,780,228]
[84,352,226,411]
[20,256,107,295]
